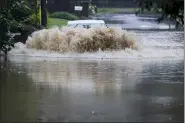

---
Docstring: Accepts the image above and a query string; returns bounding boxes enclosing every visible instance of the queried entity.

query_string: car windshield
[67,23,106,28]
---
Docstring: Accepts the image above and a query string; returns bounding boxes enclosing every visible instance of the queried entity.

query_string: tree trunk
[41,0,47,27]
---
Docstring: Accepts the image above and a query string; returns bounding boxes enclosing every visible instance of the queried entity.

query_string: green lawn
[97,8,139,14]
[97,8,122,14]
[96,8,160,15]
[47,18,68,28]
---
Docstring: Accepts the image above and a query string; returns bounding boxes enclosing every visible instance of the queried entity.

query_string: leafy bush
[89,4,97,15]
[50,12,79,20]
[30,7,41,25]
[0,0,44,54]
[137,0,184,27]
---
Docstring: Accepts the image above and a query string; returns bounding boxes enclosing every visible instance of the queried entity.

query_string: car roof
[67,20,105,25]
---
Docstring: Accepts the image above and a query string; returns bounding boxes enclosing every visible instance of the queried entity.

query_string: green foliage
[30,7,41,25]
[50,12,79,20]
[136,0,184,27]
[0,9,14,54]
[0,0,42,54]
[89,4,97,15]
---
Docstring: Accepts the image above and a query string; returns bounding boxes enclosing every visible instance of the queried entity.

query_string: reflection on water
[0,56,183,122]
[0,57,39,122]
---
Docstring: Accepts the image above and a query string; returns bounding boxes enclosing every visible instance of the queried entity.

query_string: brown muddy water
[0,57,184,122]
[0,14,184,122]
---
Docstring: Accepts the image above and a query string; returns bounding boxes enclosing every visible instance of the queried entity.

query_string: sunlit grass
[47,18,68,28]
[97,7,161,15]
[97,8,139,14]
[97,8,122,14]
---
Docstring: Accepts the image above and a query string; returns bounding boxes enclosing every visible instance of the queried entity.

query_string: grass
[96,8,160,15]
[50,12,79,20]
[47,18,68,28]
[97,8,138,14]
[97,8,122,14]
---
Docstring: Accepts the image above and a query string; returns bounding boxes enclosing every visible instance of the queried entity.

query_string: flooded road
[92,14,177,30]
[0,14,184,122]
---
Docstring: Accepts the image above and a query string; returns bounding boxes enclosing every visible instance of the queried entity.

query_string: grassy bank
[97,8,139,14]
[47,18,68,28]
[97,8,122,14]
[47,12,83,28]
[96,7,161,15]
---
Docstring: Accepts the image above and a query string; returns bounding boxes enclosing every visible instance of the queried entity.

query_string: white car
[66,20,107,28]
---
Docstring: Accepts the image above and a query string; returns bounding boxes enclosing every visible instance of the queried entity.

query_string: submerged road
[0,13,184,122]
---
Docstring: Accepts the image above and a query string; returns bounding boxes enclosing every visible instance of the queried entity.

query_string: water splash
[8,28,183,59]
[26,27,138,53]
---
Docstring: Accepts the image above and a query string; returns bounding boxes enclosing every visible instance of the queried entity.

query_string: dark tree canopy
[136,0,184,27]
[0,0,42,54]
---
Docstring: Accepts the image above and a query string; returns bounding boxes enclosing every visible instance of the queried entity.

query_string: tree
[136,0,184,28]
[0,0,6,8]
[0,0,43,54]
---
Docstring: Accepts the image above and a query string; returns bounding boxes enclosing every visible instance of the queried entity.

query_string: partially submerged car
[66,20,107,28]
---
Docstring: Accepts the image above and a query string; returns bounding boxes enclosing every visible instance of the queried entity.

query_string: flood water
[0,14,184,122]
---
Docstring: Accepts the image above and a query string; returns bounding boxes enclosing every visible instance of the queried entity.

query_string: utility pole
[41,0,47,27]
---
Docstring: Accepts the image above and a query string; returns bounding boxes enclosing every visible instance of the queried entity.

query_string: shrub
[89,4,97,15]
[0,0,34,54]
[50,12,79,20]
[0,0,45,54]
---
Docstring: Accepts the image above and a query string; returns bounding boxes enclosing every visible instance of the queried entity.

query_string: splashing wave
[8,27,183,59]
[25,27,138,53]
